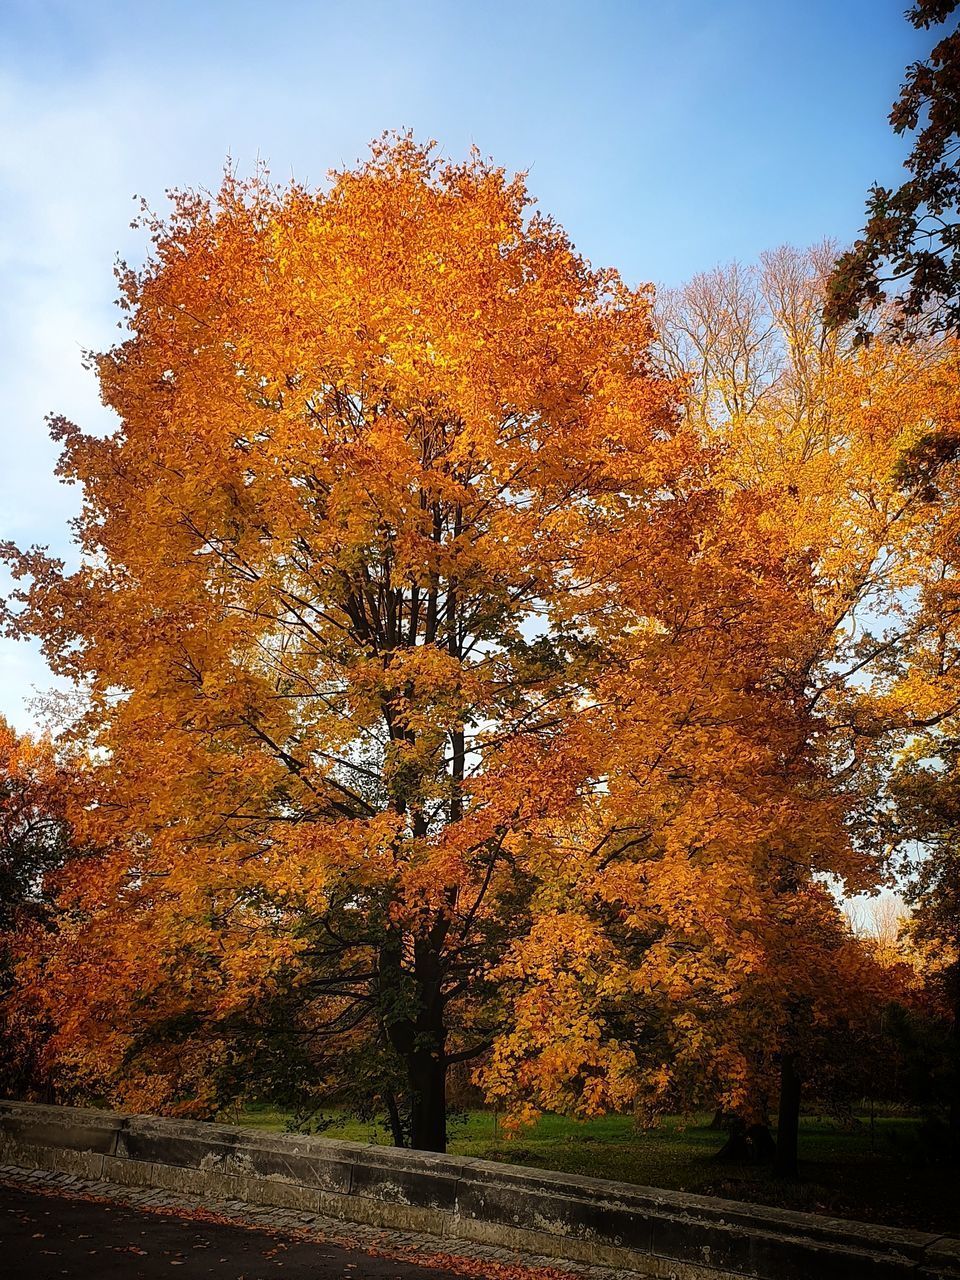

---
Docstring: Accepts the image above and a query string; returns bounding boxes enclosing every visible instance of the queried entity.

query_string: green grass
[226,1104,960,1233]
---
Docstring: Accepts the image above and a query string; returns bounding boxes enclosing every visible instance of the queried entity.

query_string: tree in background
[477,427,899,1175]
[888,739,960,1161]
[495,246,960,1176]
[826,1,960,339]
[0,719,77,1098]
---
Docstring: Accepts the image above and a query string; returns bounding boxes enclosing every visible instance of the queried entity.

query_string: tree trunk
[384,1089,406,1148]
[948,970,960,1164]
[947,1033,960,1164]
[748,1122,777,1163]
[378,918,450,1153]
[407,1048,447,1152]
[774,1052,801,1179]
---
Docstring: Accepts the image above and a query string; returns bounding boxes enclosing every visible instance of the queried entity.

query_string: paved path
[0,1181,477,1279]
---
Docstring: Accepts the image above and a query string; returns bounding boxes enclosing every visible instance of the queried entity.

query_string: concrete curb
[1,1100,957,1279]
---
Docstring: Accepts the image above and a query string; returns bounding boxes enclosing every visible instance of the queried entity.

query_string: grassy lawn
[228,1104,960,1233]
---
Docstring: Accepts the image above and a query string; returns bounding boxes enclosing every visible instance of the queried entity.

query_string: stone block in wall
[0,1100,122,1156]
[347,1146,468,1212]
[118,1116,356,1196]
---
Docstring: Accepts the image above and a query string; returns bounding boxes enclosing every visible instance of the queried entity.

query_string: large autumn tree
[2,137,691,1150]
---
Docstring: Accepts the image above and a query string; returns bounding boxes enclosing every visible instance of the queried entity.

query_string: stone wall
[1,1099,957,1279]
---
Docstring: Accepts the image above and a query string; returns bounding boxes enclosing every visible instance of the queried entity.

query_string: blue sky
[0,0,932,729]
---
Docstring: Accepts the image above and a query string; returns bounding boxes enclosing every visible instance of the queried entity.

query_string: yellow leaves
[476,909,643,1124]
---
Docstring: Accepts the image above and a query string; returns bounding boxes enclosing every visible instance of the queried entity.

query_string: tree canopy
[2,137,689,1147]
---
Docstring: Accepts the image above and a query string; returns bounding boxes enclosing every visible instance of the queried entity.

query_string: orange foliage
[6,159,960,1148]
[481,252,960,1128]
[2,137,689,1144]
